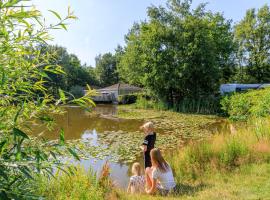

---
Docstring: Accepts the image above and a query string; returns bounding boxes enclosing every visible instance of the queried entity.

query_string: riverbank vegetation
[37,116,270,199]
[221,88,270,121]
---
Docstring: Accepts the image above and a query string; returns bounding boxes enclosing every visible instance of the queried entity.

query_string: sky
[31,0,270,66]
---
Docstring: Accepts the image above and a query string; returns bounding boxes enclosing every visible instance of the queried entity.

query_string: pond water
[32,105,230,188]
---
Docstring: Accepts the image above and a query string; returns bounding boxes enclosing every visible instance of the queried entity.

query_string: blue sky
[32,0,269,66]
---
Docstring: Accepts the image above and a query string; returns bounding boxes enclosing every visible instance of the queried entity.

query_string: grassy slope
[117,163,270,200]
[116,106,270,200]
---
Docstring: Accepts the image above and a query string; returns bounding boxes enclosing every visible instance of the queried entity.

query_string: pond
[31,105,230,188]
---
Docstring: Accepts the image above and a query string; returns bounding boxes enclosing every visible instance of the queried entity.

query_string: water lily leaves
[62,108,221,165]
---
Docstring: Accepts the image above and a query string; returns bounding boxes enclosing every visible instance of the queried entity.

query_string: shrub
[0,1,96,199]
[221,88,270,121]
[69,85,85,98]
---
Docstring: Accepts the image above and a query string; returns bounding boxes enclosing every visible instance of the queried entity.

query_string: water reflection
[32,105,143,188]
[31,105,230,189]
[33,105,143,140]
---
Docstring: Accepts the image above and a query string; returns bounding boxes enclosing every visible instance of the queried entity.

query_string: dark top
[142,132,156,153]
[142,132,156,168]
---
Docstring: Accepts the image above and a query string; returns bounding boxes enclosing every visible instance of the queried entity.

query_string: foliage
[0,1,95,199]
[95,52,119,87]
[221,88,270,121]
[37,167,106,200]
[69,85,85,98]
[132,95,220,114]
[40,45,99,94]
[234,5,270,83]
[118,0,235,105]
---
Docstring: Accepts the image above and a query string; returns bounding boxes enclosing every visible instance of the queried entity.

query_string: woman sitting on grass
[145,148,176,195]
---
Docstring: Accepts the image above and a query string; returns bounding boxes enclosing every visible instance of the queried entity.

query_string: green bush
[221,88,270,121]
[69,85,85,98]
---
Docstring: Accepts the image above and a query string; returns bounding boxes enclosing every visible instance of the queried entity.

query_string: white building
[220,83,270,95]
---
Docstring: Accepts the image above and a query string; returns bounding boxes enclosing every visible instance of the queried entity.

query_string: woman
[145,148,176,195]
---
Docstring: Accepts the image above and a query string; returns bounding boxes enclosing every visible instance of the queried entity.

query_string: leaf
[60,23,67,31]
[59,128,65,145]
[0,70,6,88]
[13,128,29,139]
[50,151,57,159]
[39,115,54,122]
[48,10,61,20]
[68,147,80,161]
[0,140,7,153]
[13,102,24,124]
[0,168,8,181]
[58,89,67,104]
[19,167,33,180]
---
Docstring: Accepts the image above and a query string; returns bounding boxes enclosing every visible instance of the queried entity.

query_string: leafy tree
[0,1,94,199]
[118,0,235,105]
[41,45,99,94]
[95,52,119,87]
[83,64,100,86]
[234,5,270,83]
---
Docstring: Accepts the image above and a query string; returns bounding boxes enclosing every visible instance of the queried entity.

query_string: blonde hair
[131,162,142,176]
[150,148,169,173]
[141,121,154,131]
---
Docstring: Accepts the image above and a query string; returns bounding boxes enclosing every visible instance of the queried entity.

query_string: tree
[0,1,94,199]
[95,53,119,87]
[41,45,99,94]
[118,0,235,105]
[234,5,270,83]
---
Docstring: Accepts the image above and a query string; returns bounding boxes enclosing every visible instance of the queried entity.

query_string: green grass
[37,162,270,200]
[117,163,270,200]
[36,167,107,200]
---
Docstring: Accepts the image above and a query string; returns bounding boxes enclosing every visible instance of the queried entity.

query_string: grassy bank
[117,163,270,200]
[37,112,270,199]
[123,95,220,115]
[170,118,270,180]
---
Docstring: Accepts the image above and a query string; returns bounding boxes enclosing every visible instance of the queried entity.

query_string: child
[127,162,145,194]
[140,122,156,169]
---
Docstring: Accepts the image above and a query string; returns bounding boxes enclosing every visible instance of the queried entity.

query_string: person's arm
[140,145,147,152]
[146,178,157,194]
[127,181,131,193]
[141,137,149,152]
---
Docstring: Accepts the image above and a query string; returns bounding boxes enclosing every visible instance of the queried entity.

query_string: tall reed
[168,118,270,181]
